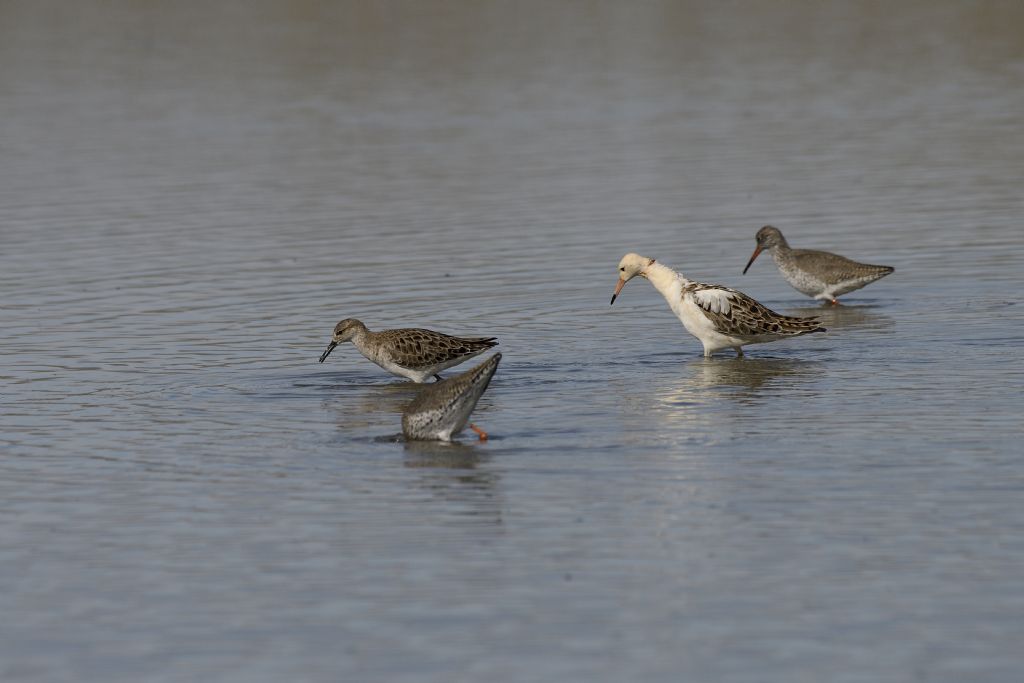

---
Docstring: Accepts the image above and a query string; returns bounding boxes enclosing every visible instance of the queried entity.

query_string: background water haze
[2,1,1023,681]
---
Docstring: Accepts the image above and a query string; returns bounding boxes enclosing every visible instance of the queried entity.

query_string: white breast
[372,354,430,383]
[666,285,715,338]
[677,290,746,351]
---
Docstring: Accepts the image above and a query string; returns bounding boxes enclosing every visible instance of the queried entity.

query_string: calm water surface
[2,2,1023,681]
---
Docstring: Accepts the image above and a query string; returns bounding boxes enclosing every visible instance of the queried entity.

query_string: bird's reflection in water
[357,382,422,414]
[403,439,485,469]
[324,380,422,430]
[655,356,823,408]
[615,356,824,444]
[788,302,896,333]
[402,439,503,527]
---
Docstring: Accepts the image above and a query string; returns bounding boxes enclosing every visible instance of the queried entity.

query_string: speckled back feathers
[373,328,497,370]
[402,354,502,440]
[685,281,825,339]
[781,249,893,288]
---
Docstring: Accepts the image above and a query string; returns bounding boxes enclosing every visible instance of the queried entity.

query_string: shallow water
[2,1,1023,681]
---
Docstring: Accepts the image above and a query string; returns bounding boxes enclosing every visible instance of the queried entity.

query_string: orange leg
[469,423,488,441]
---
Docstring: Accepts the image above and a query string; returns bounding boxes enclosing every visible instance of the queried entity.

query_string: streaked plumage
[611,253,825,358]
[318,318,498,383]
[402,353,501,441]
[743,225,894,304]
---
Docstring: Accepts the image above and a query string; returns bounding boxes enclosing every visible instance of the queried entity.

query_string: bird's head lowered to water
[743,225,788,274]
[318,318,368,362]
[610,253,656,305]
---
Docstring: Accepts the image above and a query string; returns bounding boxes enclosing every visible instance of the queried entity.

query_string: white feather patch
[692,288,735,314]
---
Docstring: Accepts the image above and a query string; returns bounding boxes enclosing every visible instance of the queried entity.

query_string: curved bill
[610,278,627,305]
[742,245,763,274]
[318,341,338,363]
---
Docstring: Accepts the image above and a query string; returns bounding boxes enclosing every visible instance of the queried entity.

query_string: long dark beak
[318,341,338,363]
[610,278,627,305]
[742,245,763,274]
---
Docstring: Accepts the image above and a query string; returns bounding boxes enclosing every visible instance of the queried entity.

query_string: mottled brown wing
[686,283,824,338]
[383,328,498,369]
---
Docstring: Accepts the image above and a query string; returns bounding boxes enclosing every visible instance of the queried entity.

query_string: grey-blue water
[2,2,1023,681]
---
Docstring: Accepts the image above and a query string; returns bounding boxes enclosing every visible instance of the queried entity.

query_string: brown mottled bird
[318,318,497,383]
[611,253,825,358]
[402,353,501,441]
[743,225,894,305]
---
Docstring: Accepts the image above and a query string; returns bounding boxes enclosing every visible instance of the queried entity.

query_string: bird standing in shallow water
[611,253,825,358]
[402,353,501,441]
[743,225,894,305]
[318,318,497,383]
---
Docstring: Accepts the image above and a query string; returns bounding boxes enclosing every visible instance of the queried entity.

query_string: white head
[610,253,656,304]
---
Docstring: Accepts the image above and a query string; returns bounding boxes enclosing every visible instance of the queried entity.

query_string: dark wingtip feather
[868,264,894,277]
[806,316,827,333]
[784,315,826,336]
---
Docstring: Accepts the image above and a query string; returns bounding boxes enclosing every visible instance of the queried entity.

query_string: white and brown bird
[402,353,501,441]
[743,225,894,304]
[318,318,498,383]
[611,253,825,358]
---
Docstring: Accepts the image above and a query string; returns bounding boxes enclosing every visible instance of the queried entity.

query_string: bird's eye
[619,267,625,272]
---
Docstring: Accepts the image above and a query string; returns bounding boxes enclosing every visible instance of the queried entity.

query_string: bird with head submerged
[611,253,825,358]
[318,318,498,383]
[743,225,894,305]
[402,353,501,442]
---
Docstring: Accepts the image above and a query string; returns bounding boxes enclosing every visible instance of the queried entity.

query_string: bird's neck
[643,261,687,301]
[769,236,791,255]
[350,327,372,351]
[769,242,793,265]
